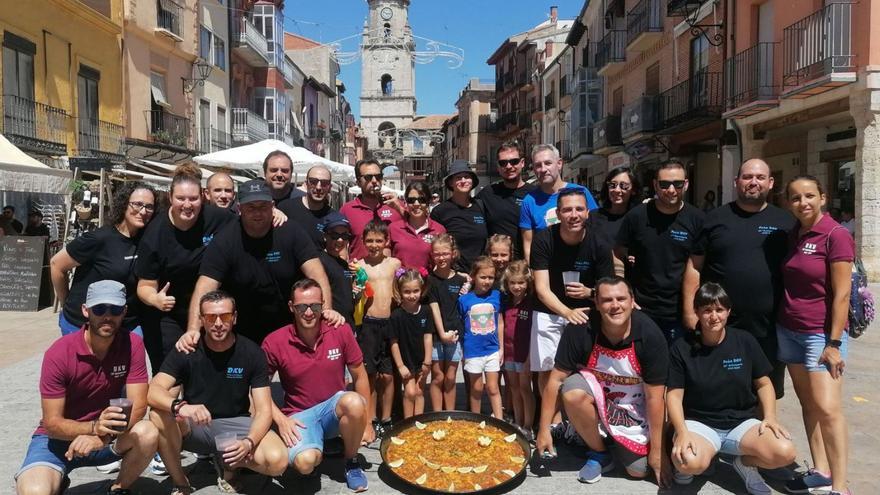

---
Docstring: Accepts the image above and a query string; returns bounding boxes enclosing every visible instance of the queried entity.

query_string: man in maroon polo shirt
[262,278,370,492]
[15,280,158,495]
[340,158,403,259]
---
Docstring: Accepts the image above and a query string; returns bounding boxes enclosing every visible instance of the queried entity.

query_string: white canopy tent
[347,185,403,196]
[0,133,71,194]
[193,139,355,182]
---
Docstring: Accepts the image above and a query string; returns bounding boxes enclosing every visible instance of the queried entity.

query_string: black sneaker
[549,421,568,442]
[785,469,832,494]
[378,419,392,439]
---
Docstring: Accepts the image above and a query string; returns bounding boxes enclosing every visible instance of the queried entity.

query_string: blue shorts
[777,324,848,372]
[684,418,761,456]
[431,340,462,362]
[59,312,142,338]
[503,361,526,373]
[287,391,345,463]
[15,434,122,480]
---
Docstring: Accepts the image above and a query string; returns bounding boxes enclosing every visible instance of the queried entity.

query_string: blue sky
[282,0,585,119]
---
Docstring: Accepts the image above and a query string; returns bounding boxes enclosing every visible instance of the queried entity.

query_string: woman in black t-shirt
[51,181,157,335]
[135,164,235,370]
[429,160,488,272]
[666,283,796,492]
[587,166,640,277]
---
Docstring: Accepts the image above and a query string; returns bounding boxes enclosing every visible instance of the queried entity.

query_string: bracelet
[171,399,187,417]
[243,436,255,452]
[91,419,98,436]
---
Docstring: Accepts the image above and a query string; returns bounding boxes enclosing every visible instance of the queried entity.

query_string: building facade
[195,0,232,153]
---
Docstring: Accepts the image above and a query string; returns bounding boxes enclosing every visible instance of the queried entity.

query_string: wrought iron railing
[593,115,622,150]
[198,127,231,152]
[233,16,269,58]
[782,2,854,88]
[596,30,626,70]
[145,109,189,147]
[231,108,268,142]
[627,0,663,46]
[726,42,779,110]
[1,94,70,154]
[658,71,723,129]
[77,118,124,158]
[156,0,182,36]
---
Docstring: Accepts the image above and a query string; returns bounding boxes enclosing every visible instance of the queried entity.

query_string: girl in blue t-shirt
[458,256,504,418]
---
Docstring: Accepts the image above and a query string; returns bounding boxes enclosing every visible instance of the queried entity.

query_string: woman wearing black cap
[429,160,488,272]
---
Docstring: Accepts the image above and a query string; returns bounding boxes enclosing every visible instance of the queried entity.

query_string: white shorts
[530,311,568,372]
[464,351,501,374]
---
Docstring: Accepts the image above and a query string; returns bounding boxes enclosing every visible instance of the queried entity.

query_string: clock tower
[360,0,416,152]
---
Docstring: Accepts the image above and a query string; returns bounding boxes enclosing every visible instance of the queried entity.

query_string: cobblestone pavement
[1,304,876,494]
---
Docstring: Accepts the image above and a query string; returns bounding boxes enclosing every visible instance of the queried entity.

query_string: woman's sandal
[216,475,245,494]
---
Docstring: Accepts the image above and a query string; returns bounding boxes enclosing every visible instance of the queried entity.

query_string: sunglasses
[326,231,352,241]
[201,312,235,326]
[405,196,427,204]
[129,201,156,212]
[497,158,523,167]
[91,304,125,316]
[307,177,331,187]
[607,181,632,191]
[292,303,323,315]
[361,173,383,182]
[658,180,686,190]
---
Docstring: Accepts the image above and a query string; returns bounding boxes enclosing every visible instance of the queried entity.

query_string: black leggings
[142,312,186,375]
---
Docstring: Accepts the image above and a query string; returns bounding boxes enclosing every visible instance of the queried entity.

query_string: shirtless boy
[356,220,401,439]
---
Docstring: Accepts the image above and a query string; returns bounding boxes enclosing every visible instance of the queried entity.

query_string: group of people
[13,141,855,495]
[1,204,51,237]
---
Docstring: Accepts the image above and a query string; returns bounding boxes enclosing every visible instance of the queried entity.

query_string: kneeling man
[261,279,370,492]
[149,290,287,494]
[536,276,671,487]
[15,280,158,495]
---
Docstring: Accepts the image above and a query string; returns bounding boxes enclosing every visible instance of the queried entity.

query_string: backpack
[848,258,874,338]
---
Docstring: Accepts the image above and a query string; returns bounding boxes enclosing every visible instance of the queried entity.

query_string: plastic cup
[108,398,133,433]
[562,271,580,285]
[214,432,240,452]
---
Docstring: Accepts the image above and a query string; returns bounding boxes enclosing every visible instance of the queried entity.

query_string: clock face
[380,7,393,20]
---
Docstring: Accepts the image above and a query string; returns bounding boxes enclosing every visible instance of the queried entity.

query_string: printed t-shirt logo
[110,365,128,378]
[518,309,530,321]
[670,229,689,242]
[722,357,743,371]
[468,302,496,335]
[573,260,591,271]
[544,207,559,226]
[757,226,778,235]
[327,348,341,360]
[227,367,245,379]
[802,242,818,255]
[266,250,281,262]
[379,208,393,219]
[422,233,436,244]
[202,234,215,246]
[473,215,485,225]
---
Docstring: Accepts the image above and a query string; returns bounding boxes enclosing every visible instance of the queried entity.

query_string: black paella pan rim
[379,411,532,495]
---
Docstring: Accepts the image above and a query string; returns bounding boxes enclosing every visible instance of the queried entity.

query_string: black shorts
[358,316,392,375]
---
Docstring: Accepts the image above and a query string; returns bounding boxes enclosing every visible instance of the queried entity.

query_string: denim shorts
[431,340,462,362]
[287,391,345,463]
[15,434,122,480]
[684,418,761,456]
[502,361,526,373]
[59,312,143,338]
[777,324,848,372]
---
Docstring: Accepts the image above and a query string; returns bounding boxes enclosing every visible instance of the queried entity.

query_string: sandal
[216,475,244,494]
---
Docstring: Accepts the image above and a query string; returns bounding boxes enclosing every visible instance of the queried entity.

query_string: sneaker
[374,419,392,439]
[673,468,694,485]
[106,487,131,495]
[785,468,833,494]
[149,453,167,476]
[96,460,121,474]
[549,421,568,442]
[829,491,851,495]
[733,456,771,495]
[577,450,615,484]
[345,458,368,492]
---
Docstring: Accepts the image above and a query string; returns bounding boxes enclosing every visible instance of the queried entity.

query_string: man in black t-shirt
[24,210,51,237]
[262,150,305,212]
[148,291,288,492]
[318,212,356,328]
[615,160,704,342]
[682,159,795,396]
[203,172,236,209]
[535,277,670,487]
[179,180,344,348]
[2,205,23,233]
[279,165,338,248]
[475,141,535,258]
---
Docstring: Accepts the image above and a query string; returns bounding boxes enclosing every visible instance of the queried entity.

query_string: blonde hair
[486,234,512,255]
[469,255,496,279]
[500,259,532,295]
[431,233,459,260]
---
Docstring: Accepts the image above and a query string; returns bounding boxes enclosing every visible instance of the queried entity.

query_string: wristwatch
[827,339,843,349]
[171,398,186,417]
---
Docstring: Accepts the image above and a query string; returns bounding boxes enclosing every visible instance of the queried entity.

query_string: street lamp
[182,58,213,93]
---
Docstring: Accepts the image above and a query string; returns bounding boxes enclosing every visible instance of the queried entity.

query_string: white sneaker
[149,453,168,476]
[95,460,121,474]
[733,456,771,495]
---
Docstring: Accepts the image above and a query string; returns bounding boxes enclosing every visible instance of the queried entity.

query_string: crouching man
[15,280,158,495]
[148,290,287,495]
[261,279,370,492]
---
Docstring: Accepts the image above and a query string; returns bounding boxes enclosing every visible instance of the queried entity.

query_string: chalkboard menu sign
[0,236,46,311]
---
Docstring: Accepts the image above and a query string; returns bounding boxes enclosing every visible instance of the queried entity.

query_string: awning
[0,133,72,194]
[112,169,171,191]
[193,139,355,182]
[150,72,170,108]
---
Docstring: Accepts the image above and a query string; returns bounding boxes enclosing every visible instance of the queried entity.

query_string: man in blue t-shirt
[519,144,597,262]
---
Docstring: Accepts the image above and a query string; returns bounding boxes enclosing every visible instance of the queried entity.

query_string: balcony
[155,0,183,41]
[667,0,703,17]
[146,110,189,148]
[621,96,660,140]
[596,30,626,76]
[593,115,622,154]
[724,43,780,119]
[1,95,70,155]
[658,71,723,134]
[231,108,268,143]
[544,93,556,111]
[571,122,593,156]
[280,57,296,88]
[232,16,270,67]
[627,0,663,52]
[516,71,527,86]
[76,118,125,160]
[517,111,531,129]
[782,2,855,99]
[198,127,231,153]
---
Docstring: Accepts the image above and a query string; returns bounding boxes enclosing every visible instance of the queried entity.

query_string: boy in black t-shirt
[148,291,288,493]
[318,212,356,328]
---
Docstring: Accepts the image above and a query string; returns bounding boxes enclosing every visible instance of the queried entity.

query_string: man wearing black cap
[179,179,344,349]
[429,160,488,271]
[24,210,51,237]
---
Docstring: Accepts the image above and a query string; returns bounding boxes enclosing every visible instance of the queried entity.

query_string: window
[77,66,100,150]
[645,62,660,96]
[199,26,226,70]
[199,26,212,61]
[2,32,35,101]
[216,106,226,132]
[381,74,393,95]
[157,0,182,36]
[213,37,225,70]
[612,86,623,115]
[690,35,709,78]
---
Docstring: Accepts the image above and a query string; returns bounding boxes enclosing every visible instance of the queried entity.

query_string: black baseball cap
[238,179,273,204]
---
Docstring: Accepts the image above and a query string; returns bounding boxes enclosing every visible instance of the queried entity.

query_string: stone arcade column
[849,70,880,279]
